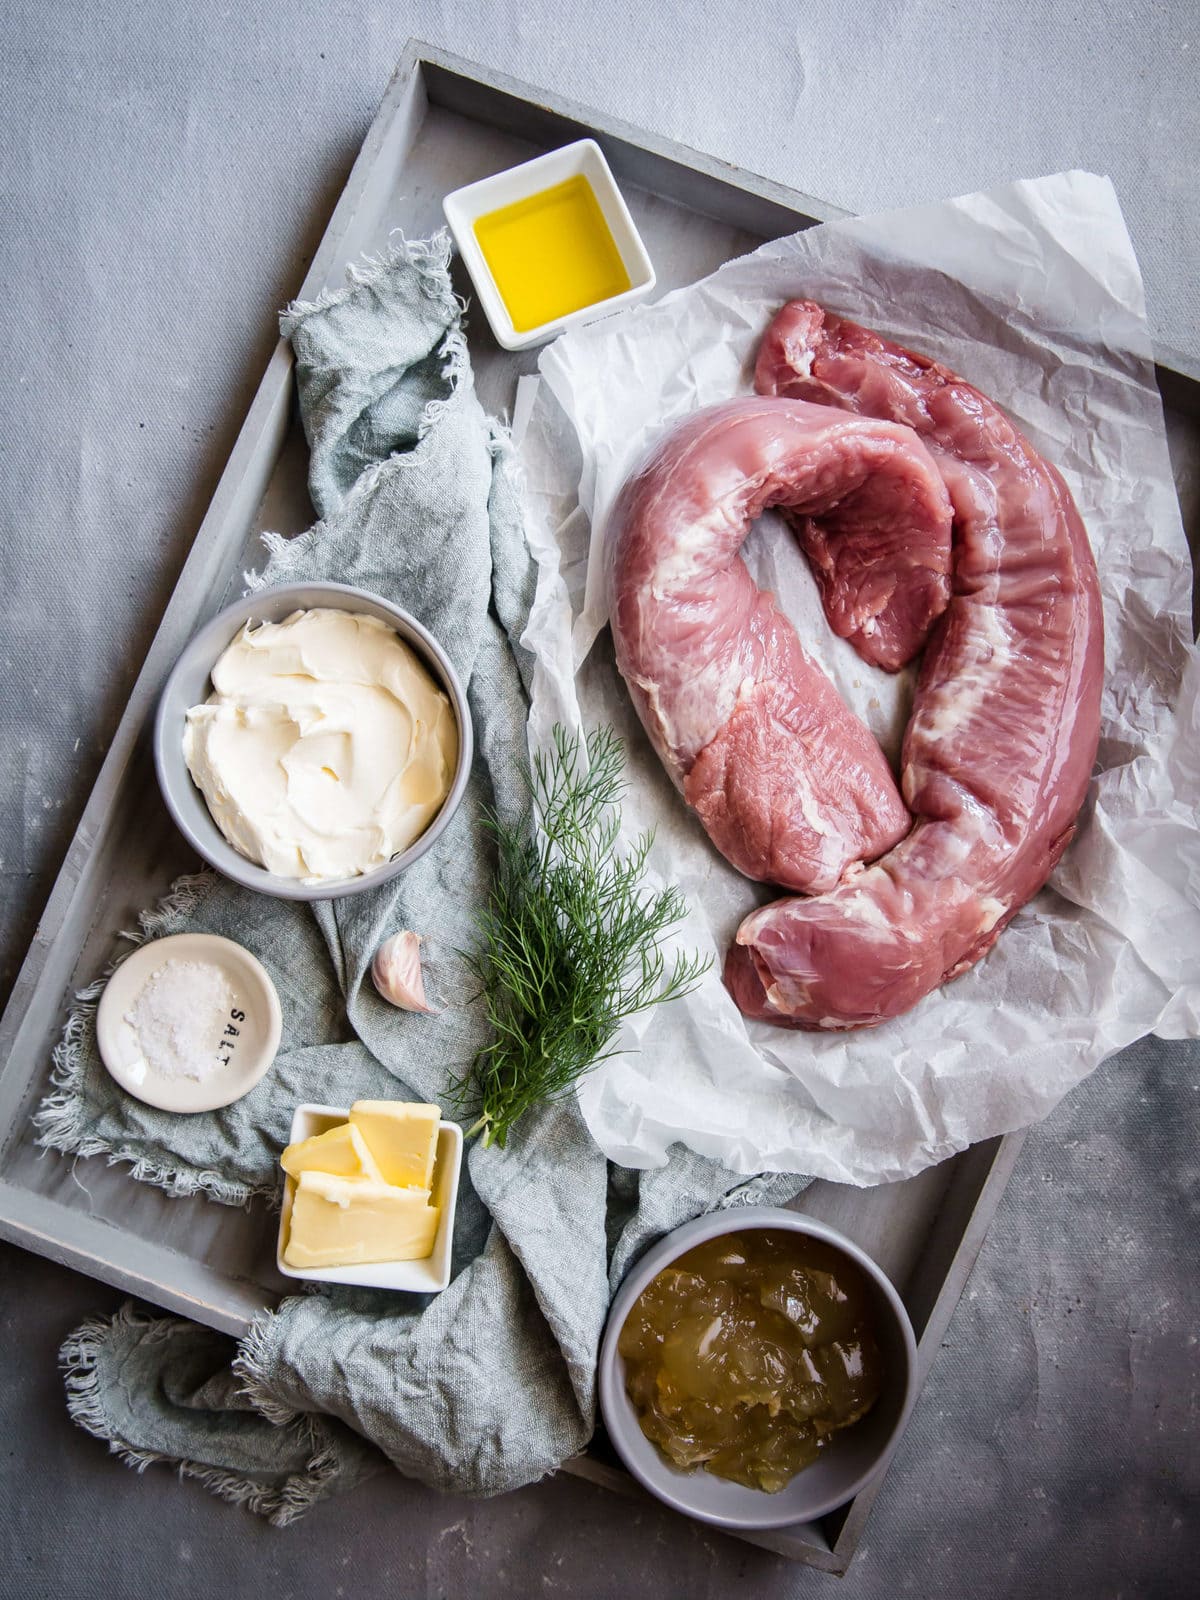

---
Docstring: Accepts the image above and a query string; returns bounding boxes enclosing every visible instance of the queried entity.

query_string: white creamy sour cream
[183,608,458,883]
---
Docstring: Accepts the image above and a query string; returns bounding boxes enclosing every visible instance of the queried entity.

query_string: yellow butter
[350,1100,440,1189]
[284,1171,440,1269]
[280,1122,384,1182]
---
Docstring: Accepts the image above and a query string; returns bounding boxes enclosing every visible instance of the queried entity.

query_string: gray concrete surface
[1,3,1198,1596]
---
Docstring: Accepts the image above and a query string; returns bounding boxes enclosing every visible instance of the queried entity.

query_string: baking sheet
[520,169,1200,1184]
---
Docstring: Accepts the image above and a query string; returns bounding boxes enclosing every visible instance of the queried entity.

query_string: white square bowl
[276,1102,463,1292]
[442,138,655,350]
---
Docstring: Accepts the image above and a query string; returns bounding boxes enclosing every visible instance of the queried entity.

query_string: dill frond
[452,724,709,1148]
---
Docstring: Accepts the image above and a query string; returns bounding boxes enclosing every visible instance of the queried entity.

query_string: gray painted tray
[1,42,1196,1576]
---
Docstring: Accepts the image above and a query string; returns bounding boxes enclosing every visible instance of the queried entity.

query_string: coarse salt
[125,958,236,1082]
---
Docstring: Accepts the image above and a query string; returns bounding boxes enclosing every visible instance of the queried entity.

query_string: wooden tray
[1,41,1196,1575]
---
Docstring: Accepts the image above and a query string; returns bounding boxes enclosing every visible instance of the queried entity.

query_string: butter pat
[280,1122,384,1182]
[350,1100,440,1188]
[284,1172,440,1269]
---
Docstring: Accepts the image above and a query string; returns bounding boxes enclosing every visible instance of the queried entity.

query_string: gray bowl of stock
[153,582,473,902]
[597,1207,919,1530]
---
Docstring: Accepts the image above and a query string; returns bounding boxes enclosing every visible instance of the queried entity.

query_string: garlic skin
[371,932,437,1014]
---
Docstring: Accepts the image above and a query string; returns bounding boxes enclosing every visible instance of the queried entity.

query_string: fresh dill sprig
[452,723,709,1149]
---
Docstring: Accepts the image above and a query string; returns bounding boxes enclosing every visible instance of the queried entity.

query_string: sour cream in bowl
[154,584,472,901]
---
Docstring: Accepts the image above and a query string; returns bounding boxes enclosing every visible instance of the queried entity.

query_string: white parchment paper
[518,170,1200,1185]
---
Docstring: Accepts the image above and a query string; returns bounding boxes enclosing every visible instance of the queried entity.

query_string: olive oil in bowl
[442,139,655,350]
[473,175,632,334]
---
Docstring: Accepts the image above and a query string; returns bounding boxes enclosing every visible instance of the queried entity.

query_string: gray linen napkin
[38,236,806,1520]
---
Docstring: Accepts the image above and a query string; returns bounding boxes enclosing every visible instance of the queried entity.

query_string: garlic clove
[371,931,438,1014]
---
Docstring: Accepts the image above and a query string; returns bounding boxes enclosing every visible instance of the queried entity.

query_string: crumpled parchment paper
[516,169,1199,1184]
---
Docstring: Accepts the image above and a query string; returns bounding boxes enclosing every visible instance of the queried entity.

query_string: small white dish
[95,933,282,1113]
[443,138,655,350]
[276,1102,463,1293]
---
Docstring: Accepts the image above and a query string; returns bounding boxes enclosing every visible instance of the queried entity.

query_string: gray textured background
[1,4,1197,1597]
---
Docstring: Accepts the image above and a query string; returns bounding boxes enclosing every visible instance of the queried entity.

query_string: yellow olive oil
[473,175,632,333]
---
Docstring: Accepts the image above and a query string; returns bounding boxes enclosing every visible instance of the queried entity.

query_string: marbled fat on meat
[608,397,954,894]
[724,302,1104,1027]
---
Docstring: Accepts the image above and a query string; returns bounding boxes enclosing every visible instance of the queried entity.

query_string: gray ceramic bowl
[598,1207,918,1530]
[153,582,473,901]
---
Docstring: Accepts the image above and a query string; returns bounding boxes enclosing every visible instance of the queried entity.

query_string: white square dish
[276,1102,463,1292]
[442,138,655,350]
